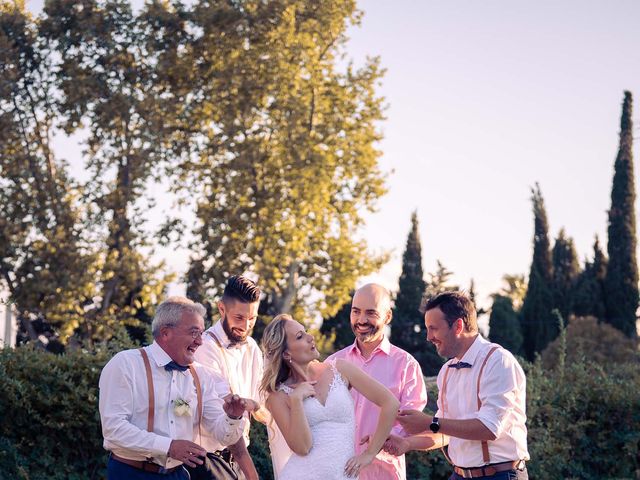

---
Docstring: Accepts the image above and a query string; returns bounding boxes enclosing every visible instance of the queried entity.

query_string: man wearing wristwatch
[393,291,529,480]
[99,296,251,480]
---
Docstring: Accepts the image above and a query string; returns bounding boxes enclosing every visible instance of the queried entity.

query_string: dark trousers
[107,457,189,480]
[450,467,529,480]
[185,450,246,480]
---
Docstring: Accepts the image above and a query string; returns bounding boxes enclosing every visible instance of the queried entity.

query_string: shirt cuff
[153,435,173,458]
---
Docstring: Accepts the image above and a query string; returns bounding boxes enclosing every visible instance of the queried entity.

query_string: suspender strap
[139,348,155,432]
[189,365,203,443]
[207,330,235,395]
[440,363,453,465]
[478,346,500,464]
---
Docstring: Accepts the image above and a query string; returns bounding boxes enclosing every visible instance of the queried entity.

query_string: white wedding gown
[278,363,356,480]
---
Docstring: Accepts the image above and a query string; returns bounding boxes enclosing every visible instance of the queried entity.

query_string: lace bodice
[277,362,355,480]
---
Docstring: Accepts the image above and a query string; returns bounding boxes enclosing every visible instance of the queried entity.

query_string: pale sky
[25,0,640,311]
[351,0,640,308]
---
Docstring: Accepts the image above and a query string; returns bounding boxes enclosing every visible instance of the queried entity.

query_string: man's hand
[168,440,206,467]
[223,394,250,418]
[382,434,410,456]
[397,409,431,434]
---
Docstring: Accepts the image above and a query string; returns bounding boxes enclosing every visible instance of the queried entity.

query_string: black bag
[185,450,245,480]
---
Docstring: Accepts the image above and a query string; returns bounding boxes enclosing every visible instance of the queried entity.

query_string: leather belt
[454,460,525,478]
[111,453,181,474]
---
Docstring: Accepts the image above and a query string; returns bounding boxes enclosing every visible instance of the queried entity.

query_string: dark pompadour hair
[423,290,477,332]
[222,275,261,304]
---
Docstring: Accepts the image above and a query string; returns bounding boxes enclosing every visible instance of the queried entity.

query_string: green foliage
[527,335,640,479]
[550,229,580,325]
[248,420,275,480]
[0,346,111,479]
[488,295,523,355]
[320,292,355,352]
[540,315,638,370]
[180,0,388,321]
[605,91,639,338]
[521,183,555,360]
[572,237,607,320]
[392,212,434,373]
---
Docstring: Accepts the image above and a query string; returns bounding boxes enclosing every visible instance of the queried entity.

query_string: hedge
[1,330,638,479]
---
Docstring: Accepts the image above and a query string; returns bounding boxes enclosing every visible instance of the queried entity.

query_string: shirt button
[170,421,174,424]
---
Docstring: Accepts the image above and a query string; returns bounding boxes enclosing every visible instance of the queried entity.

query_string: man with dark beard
[190,275,263,480]
[326,283,428,480]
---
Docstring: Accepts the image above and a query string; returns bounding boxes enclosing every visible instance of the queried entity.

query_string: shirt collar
[457,334,488,366]
[148,341,176,369]
[349,335,391,358]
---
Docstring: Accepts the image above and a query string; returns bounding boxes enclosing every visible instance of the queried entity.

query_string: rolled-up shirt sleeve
[99,353,172,457]
[475,353,520,438]
[391,356,428,437]
[200,373,246,446]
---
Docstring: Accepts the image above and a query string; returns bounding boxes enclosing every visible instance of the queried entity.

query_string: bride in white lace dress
[260,314,399,479]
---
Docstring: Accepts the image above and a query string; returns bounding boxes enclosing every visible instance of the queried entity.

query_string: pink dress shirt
[327,336,428,480]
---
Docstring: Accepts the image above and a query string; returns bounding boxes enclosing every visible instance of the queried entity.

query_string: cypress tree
[551,229,580,325]
[391,212,431,369]
[521,184,554,359]
[488,295,523,355]
[320,293,355,352]
[604,91,639,338]
[573,237,607,319]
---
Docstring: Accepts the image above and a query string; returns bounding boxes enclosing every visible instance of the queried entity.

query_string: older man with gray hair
[99,296,252,480]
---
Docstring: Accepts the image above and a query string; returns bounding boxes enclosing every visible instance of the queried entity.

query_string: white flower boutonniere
[173,398,192,417]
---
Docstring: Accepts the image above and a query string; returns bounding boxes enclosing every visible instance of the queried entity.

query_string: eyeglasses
[185,329,205,339]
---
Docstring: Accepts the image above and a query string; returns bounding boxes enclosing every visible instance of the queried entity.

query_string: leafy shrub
[540,315,639,370]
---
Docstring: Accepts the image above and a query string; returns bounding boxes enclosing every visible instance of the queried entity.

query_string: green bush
[0,345,111,480]
[2,333,639,480]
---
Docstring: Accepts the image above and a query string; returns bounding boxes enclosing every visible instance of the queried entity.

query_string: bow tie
[164,361,189,372]
[448,361,473,369]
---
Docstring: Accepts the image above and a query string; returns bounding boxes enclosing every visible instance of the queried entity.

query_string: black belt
[454,460,526,478]
[111,453,181,475]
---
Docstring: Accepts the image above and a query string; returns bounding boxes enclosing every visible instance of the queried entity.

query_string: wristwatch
[429,416,440,433]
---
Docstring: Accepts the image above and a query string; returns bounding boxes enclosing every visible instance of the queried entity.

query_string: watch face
[430,418,440,433]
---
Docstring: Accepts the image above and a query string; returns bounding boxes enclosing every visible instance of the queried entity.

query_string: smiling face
[424,306,460,359]
[350,285,392,347]
[159,311,205,366]
[283,320,319,365]
[219,299,259,343]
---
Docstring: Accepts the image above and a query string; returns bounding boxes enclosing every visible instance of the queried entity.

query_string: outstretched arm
[337,359,400,477]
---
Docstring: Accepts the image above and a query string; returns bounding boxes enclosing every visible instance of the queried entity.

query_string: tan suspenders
[206,330,236,395]
[138,348,203,442]
[441,345,500,465]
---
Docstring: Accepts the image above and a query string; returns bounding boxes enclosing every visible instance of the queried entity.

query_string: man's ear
[455,318,464,335]
[217,300,226,318]
[384,309,393,325]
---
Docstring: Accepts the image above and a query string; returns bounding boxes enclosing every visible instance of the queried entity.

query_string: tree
[573,237,607,319]
[551,229,580,323]
[0,3,97,347]
[320,292,354,352]
[521,183,554,359]
[41,0,175,342]
[488,295,523,355]
[499,274,527,311]
[416,260,458,375]
[391,211,427,361]
[181,0,388,321]
[604,91,639,338]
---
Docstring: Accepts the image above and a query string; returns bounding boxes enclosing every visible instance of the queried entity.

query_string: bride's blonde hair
[259,313,294,399]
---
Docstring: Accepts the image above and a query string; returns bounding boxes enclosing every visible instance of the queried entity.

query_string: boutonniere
[173,398,192,417]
